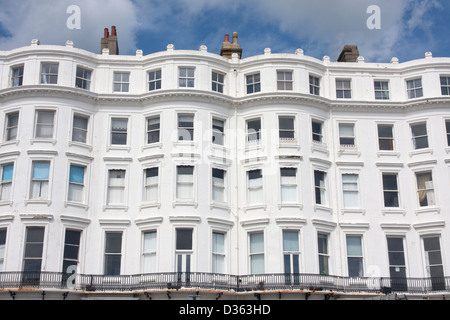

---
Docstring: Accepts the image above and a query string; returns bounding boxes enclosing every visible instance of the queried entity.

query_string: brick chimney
[220,32,243,59]
[101,26,119,55]
[337,45,359,62]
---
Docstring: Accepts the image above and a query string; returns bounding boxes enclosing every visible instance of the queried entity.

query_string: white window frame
[309,75,320,96]
[113,72,130,93]
[178,67,195,88]
[377,123,395,151]
[212,71,225,93]
[341,173,360,209]
[346,234,365,277]
[410,121,429,150]
[11,64,24,87]
[28,160,52,201]
[415,170,436,207]
[143,166,160,204]
[103,231,123,276]
[212,117,225,146]
[406,77,423,99]
[67,163,86,204]
[40,62,59,84]
[146,115,161,145]
[4,111,19,142]
[148,69,162,91]
[211,231,226,274]
[246,72,261,94]
[0,163,14,202]
[336,79,352,99]
[177,113,195,142]
[104,165,129,210]
[249,231,265,275]
[313,169,327,206]
[338,122,356,147]
[75,66,92,90]
[34,109,56,140]
[71,113,89,145]
[280,167,298,204]
[141,230,157,273]
[211,167,227,204]
[109,116,130,148]
[277,70,293,91]
[374,80,390,100]
[247,168,264,207]
[174,165,196,205]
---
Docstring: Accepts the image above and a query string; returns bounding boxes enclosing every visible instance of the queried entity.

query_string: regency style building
[0,28,449,300]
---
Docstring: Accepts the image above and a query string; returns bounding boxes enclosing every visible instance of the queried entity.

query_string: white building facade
[0,35,449,300]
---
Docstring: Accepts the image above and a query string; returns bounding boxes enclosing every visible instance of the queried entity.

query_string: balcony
[1,271,449,297]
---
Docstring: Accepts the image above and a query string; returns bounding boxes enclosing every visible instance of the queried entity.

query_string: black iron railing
[1,271,449,295]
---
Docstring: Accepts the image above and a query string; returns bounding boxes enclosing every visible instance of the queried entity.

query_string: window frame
[109,117,129,146]
[211,167,226,204]
[415,170,435,207]
[34,110,56,140]
[29,160,51,200]
[103,231,123,276]
[247,168,264,206]
[146,115,161,145]
[142,230,157,273]
[410,122,429,150]
[280,167,298,204]
[377,123,395,151]
[317,233,330,275]
[374,80,390,100]
[212,117,225,146]
[11,64,24,87]
[338,122,356,147]
[71,113,89,145]
[346,235,364,277]
[382,172,400,208]
[143,166,159,203]
[276,70,293,91]
[0,163,14,201]
[178,67,195,88]
[177,113,195,142]
[336,79,352,99]
[406,78,423,99]
[314,170,327,206]
[341,173,360,209]
[113,72,130,93]
[246,72,261,94]
[175,165,195,202]
[148,69,162,91]
[246,117,262,143]
[4,111,19,142]
[75,66,92,90]
[309,75,320,96]
[212,71,225,93]
[106,169,127,206]
[67,164,86,203]
[40,62,59,85]
[249,231,265,275]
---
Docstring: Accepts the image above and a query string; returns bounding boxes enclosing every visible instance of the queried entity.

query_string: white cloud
[0,0,139,54]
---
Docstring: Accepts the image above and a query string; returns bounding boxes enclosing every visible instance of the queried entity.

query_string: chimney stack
[337,45,359,62]
[101,26,119,55]
[220,32,243,59]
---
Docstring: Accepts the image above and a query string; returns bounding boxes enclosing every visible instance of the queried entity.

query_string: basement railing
[0,271,449,295]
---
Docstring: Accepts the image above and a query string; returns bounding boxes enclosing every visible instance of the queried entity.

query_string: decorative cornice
[2,85,449,112]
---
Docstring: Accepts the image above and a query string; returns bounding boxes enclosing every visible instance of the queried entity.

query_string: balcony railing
[1,271,449,295]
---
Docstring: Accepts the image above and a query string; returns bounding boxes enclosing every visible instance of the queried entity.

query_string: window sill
[0,140,19,147]
[377,151,400,158]
[0,200,13,207]
[311,141,328,155]
[409,148,433,157]
[139,202,161,210]
[107,145,131,152]
[243,204,267,212]
[103,204,128,212]
[64,201,89,211]
[381,208,406,216]
[142,142,163,151]
[340,208,366,215]
[30,138,56,145]
[25,199,52,206]
[338,146,360,157]
[277,139,300,151]
[210,202,231,212]
[314,205,332,214]
[172,200,198,208]
[278,203,303,210]
[69,141,93,152]
[415,206,440,215]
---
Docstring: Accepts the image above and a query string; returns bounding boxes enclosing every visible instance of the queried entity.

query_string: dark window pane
[176,229,193,250]
[105,233,122,253]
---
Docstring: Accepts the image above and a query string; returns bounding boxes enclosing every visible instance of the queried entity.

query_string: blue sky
[0,0,448,63]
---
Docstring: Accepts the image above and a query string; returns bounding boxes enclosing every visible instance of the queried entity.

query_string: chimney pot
[104,28,109,38]
[224,34,230,42]
[111,26,117,36]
